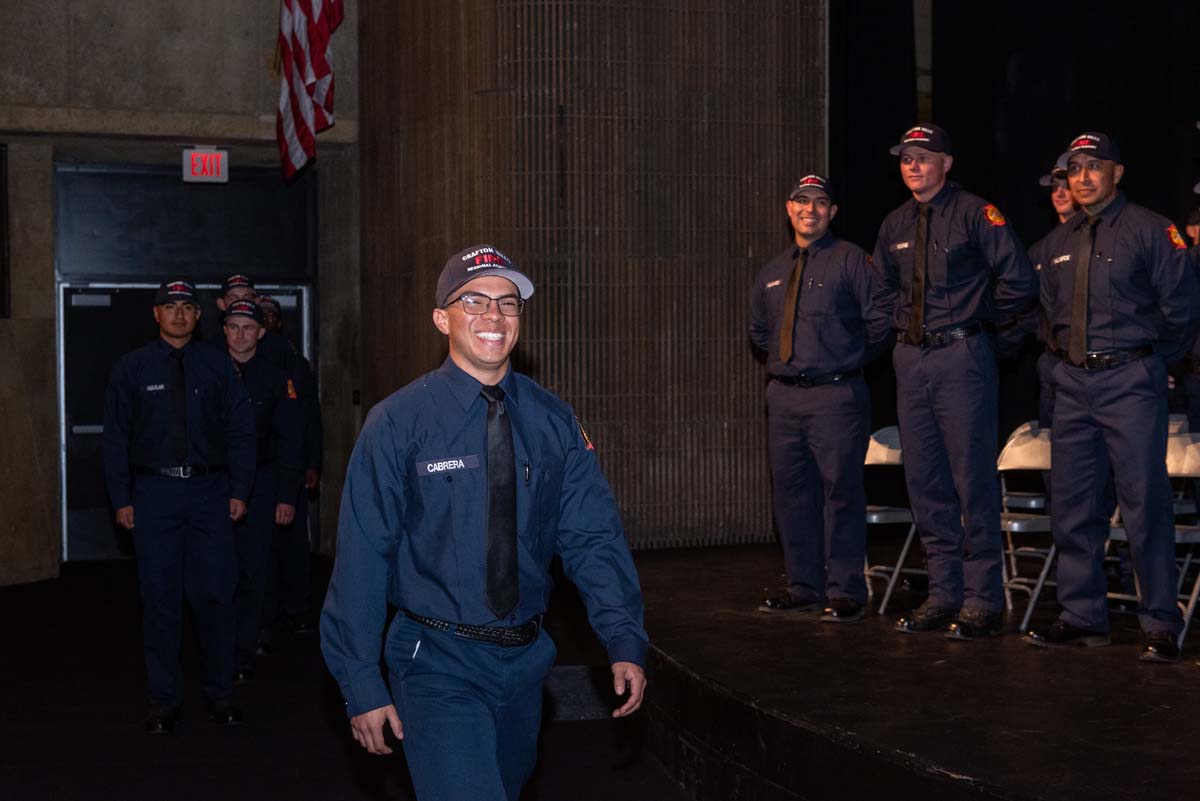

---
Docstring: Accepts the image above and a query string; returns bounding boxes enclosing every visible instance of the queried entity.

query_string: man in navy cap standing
[103,280,256,732]
[320,246,648,800]
[221,299,304,684]
[751,174,891,622]
[1026,164,1079,431]
[1028,132,1198,661]
[872,124,1037,639]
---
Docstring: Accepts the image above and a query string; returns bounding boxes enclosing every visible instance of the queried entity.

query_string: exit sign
[182,147,228,183]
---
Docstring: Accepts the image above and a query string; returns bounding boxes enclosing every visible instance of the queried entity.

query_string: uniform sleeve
[1148,224,1199,364]
[320,407,406,717]
[102,358,135,510]
[749,274,769,353]
[850,247,893,362]
[555,419,649,667]
[870,222,900,328]
[972,204,1037,319]
[993,245,1043,359]
[273,375,305,503]
[222,360,257,501]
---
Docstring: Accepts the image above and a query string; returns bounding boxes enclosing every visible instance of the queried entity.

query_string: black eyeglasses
[447,292,525,317]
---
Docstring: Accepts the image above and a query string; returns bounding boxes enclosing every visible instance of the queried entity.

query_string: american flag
[276,0,345,178]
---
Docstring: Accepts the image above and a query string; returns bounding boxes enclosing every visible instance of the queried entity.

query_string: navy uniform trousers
[893,335,1004,612]
[263,483,311,631]
[132,473,237,705]
[387,614,558,801]
[767,376,870,603]
[234,466,278,669]
[1051,356,1181,634]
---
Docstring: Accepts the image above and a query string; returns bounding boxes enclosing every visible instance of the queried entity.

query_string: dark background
[830,0,1200,441]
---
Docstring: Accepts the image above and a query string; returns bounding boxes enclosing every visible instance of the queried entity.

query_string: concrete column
[0,142,60,585]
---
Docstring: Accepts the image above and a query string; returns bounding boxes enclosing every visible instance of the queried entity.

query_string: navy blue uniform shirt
[103,338,256,509]
[258,330,323,473]
[233,354,304,501]
[872,182,1037,335]
[750,230,892,375]
[1040,193,1198,363]
[321,358,649,717]
[998,216,1078,353]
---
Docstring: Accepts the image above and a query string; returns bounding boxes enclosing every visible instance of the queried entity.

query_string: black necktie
[1068,216,1101,366]
[169,348,188,463]
[481,385,518,618]
[778,248,809,365]
[905,203,931,346]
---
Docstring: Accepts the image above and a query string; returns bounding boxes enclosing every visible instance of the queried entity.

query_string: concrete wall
[0,143,59,584]
[0,0,360,584]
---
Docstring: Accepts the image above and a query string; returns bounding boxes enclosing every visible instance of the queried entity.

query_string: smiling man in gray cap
[320,245,649,800]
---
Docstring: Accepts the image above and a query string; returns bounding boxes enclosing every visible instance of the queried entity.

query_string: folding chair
[1107,431,1200,649]
[997,421,1054,631]
[863,426,922,614]
[999,420,1048,513]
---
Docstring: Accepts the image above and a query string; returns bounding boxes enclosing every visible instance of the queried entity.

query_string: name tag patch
[765,279,782,289]
[1051,254,1071,265]
[417,455,481,475]
[145,384,165,392]
[890,241,911,251]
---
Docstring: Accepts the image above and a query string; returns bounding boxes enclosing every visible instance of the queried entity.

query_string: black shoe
[205,698,244,727]
[144,704,180,735]
[1025,619,1111,648]
[1139,632,1181,663]
[233,667,256,686]
[946,608,1005,640]
[895,600,957,634]
[820,598,865,623]
[758,594,823,614]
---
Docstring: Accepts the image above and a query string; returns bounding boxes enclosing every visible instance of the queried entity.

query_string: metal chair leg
[1019,543,1056,632]
[879,523,917,615]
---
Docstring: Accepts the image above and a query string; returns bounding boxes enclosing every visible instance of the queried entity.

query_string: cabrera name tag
[417,455,481,475]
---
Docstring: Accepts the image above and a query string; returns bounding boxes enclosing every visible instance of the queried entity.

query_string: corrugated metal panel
[361,0,826,548]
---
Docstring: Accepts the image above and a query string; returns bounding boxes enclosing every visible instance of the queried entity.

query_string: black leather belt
[134,465,226,478]
[773,369,862,388]
[403,609,541,647]
[898,321,984,349]
[1069,345,1153,370]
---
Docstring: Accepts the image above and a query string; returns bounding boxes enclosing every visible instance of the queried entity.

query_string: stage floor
[636,544,1200,801]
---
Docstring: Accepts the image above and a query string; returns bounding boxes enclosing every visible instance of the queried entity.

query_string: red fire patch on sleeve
[983,204,1007,227]
[1167,225,1187,251]
[575,418,595,451]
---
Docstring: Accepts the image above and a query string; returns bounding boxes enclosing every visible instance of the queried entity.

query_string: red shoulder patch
[1167,224,1187,251]
[286,378,298,399]
[575,417,595,451]
[983,204,1006,227]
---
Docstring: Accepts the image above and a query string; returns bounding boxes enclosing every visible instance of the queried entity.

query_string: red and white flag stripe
[277,0,345,178]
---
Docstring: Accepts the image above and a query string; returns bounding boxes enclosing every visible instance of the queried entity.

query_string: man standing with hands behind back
[321,246,648,801]
[752,174,890,622]
[872,124,1037,639]
[1027,133,1197,662]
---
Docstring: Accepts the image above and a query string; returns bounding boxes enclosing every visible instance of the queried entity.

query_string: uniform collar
[1080,191,1126,228]
[437,357,522,412]
[909,181,956,218]
[153,336,194,356]
[792,229,835,258]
